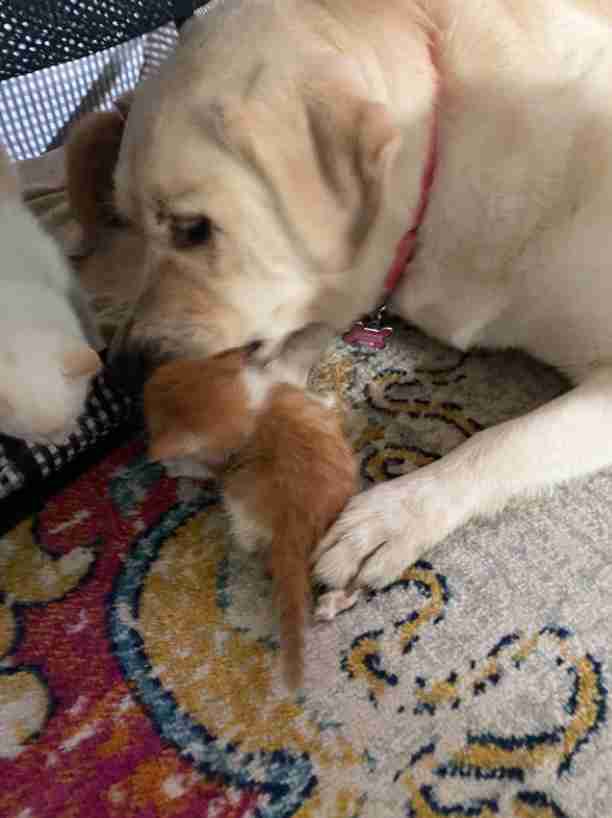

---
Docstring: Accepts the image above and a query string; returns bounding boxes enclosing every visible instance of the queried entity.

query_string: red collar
[344,110,438,349]
[383,112,438,298]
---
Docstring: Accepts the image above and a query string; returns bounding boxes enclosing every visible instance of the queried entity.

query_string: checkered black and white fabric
[0,369,133,501]
[0,1,217,161]
[0,25,177,161]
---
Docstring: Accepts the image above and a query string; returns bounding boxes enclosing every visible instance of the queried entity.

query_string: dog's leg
[313,367,612,589]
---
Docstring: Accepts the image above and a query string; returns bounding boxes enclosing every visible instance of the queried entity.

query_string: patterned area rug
[2,320,611,818]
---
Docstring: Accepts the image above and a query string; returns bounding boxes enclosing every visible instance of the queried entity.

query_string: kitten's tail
[269,512,312,691]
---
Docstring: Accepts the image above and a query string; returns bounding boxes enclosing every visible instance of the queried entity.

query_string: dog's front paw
[313,472,465,590]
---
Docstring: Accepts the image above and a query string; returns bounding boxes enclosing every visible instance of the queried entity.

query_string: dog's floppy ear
[228,86,402,274]
[65,102,130,246]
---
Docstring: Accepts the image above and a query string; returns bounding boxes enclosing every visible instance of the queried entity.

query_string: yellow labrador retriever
[109,0,612,589]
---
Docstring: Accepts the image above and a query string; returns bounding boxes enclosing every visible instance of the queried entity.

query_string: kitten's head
[144,348,264,473]
[0,330,101,444]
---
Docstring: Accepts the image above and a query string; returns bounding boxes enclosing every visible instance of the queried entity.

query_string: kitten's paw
[311,391,338,410]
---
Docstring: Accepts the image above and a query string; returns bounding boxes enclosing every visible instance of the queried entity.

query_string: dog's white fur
[0,146,101,444]
[115,0,612,588]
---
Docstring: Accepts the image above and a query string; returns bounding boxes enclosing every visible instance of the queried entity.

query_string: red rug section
[1,438,257,818]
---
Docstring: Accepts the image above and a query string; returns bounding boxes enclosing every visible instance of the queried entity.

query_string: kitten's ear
[61,345,102,380]
[148,429,200,462]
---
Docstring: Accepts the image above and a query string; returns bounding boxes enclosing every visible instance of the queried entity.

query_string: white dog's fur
[0,146,101,444]
[114,0,612,588]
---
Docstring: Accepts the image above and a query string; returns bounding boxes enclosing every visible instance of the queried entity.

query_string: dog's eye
[173,216,214,248]
[245,339,263,358]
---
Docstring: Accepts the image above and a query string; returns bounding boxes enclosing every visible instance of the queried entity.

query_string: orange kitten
[143,348,358,689]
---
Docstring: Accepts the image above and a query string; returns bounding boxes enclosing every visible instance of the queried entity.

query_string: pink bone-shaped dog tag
[343,321,393,349]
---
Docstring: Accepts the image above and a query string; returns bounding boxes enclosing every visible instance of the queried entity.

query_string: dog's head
[94,8,410,385]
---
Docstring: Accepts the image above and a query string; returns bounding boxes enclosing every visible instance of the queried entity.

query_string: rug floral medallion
[1,323,611,818]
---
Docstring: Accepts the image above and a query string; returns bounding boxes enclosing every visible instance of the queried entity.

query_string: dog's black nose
[107,341,158,394]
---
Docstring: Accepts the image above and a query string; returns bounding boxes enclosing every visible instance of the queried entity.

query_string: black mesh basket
[0,0,174,81]
[0,1,209,159]
[0,0,196,81]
